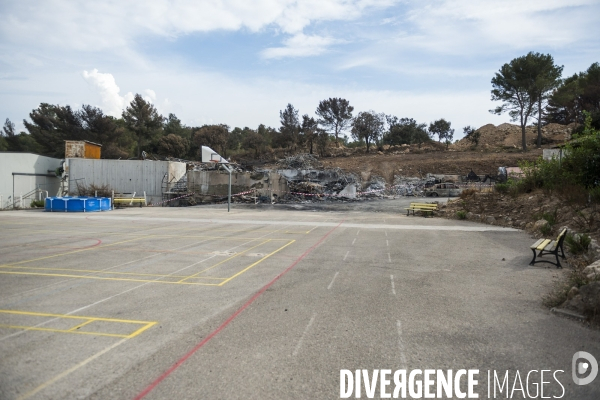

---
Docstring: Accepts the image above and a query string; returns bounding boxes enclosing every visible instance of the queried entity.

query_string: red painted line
[133,222,344,400]
[83,239,102,249]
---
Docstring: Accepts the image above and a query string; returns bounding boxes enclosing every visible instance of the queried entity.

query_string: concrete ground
[0,199,599,399]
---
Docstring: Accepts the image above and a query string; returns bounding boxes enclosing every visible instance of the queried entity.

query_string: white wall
[67,159,186,204]
[0,152,62,208]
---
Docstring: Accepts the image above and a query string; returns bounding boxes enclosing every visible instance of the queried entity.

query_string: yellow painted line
[0,271,222,285]
[178,240,270,283]
[0,310,157,339]
[285,226,318,234]
[16,337,129,400]
[0,264,198,279]
[6,236,147,266]
[0,324,131,338]
[218,240,296,286]
[0,309,155,325]
[68,319,96,331]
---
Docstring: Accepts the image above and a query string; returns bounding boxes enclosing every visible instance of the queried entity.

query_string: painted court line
[327,272,339,290]
[293,313,317,356]
[352,238,356,245]
[343,251,350,261]
[396,320,408,369]
[17,338,129,400]
[0,309,156,339]
[390,275,396,295]
[133,221,343,400]
[0,226,291,342]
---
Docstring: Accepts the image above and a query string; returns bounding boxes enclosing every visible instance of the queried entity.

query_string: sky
[1,0,599,140]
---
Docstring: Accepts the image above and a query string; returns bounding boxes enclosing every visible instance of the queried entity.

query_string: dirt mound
[315,149,543,184]
[453,122,577,151]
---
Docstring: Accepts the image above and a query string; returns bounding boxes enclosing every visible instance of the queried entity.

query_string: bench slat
[535,239,552,251]
[530,239,545,249]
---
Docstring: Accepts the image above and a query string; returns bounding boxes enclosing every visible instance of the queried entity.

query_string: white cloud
[400,0,598,54]
[261,34,340,59]
[82,69,134,117]
[0,0,399,54]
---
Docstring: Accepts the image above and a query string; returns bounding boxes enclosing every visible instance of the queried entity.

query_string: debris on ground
[276,153,323,170]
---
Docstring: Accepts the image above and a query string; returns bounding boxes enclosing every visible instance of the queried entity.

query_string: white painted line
[396,320,407,369]
[390,275,396,295]
[352,238,356,245]
[343,251,350,261]
[327,272,339,290]
[388,253,391,263]
[293,313,316,356]
[386,240,389,247]
[356,230,360,236]
[385,231,388,237]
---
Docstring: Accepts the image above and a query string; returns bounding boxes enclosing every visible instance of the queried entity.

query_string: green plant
[540,224,552,236]
[533,209,558,227]
[30,199,45,208]
[456,210,467,220]
[495,182,510,194]
[565,233,591,254]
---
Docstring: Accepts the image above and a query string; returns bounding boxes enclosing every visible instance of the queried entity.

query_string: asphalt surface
[1,200,599,399]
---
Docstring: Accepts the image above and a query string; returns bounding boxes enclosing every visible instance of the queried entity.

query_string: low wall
[187,170,288,202]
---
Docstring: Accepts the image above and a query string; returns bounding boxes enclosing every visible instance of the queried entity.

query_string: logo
[572,351,598,386]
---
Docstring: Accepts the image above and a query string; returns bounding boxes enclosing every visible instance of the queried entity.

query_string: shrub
[30,200,44,208]
[459,188,477,199]
[540,224,552,236]
[533,209,558,227]
[495,182,510,194]
[456,210,467,220]
[565,233,591,255]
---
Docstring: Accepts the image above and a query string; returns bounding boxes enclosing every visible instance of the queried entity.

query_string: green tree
[315,129,330,157]
[546,62,600,129]
[530,54,563,147]
[315,97,354,147]
[491,52,560,151]
[384,116,428,147]
[193,124,229,157]
[351,111,384,152]
[278,103,300,150]
[2,118,19,151]
[157,134,189,158]
[164,113,192,140]
[463,126,481,146]
[428,119,454,149]
[242,131,265,158]
[122,94,163,158]
[301,114,318,154]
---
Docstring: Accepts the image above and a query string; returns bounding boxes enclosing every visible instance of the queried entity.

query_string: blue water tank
[45,197,112,212]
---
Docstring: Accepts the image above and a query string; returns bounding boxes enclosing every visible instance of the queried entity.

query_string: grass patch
[456,210,467,220]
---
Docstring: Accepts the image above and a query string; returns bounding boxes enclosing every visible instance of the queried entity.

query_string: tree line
[0,94,459,159]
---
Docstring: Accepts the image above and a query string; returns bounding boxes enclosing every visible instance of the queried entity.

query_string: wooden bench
[112,192,147,208]
[529,228,567,269]
[405,202,438,217]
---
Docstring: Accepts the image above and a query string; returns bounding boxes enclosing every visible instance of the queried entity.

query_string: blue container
[45,197,112,212]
